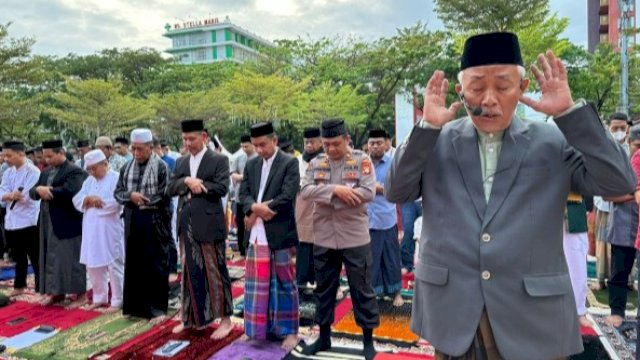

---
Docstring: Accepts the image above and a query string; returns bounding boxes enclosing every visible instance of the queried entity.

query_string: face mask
[612,130,627,142]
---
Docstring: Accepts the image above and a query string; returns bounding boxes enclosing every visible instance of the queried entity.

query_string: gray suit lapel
[452,119,486,221]
[482,116,530,228]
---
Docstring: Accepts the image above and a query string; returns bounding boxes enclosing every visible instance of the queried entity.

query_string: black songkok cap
[279,138,293,152]
[77,139,90,148]
[3,141,25,152]
[630,124,640,141]
[25,148,35,155]
[42,139,63,149]
[115,136,129,145]
[250,122,274,138]
[240,134,251,143]
[321,118,347,138]
[303,127,321,139]
[368,129,387,139]
[181,119,205,133]
[461,32,523,70]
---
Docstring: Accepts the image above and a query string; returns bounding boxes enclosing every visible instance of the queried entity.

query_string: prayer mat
[333,298,418,344]
[93,319,243,360]
[285,342,368,360]
[591,313,636,359]
[208,338,288,360]
[14,311,161,360]
[228,266,245,281]
[0,301,100,337]
[0,326,60,353]
[374,352,435,359]
[0,265,32,281]
[227,258,246,268]
[232,280,244,299]
[299,291,316,327]
[332,296,355,326]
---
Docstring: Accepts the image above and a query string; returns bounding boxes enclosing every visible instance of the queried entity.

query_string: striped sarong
[244,244,298,339]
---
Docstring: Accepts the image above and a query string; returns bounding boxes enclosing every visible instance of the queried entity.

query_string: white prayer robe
[72,171,124,268]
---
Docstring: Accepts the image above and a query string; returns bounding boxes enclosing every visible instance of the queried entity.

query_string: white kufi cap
[130,128,153,144]
[84,149,107,169]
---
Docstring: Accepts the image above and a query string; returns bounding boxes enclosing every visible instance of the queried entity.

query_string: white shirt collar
[190,146,207,160]
[264,148,278,166]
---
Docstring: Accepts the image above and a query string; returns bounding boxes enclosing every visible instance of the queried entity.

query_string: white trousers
[563,228,589,316]
[86,256,125,308]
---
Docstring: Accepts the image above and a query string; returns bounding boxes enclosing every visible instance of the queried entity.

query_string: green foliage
[434,0,550,33]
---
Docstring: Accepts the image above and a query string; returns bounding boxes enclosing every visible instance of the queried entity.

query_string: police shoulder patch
[361,158,372,175]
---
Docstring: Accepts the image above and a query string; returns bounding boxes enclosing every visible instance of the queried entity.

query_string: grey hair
[457,65,526,85]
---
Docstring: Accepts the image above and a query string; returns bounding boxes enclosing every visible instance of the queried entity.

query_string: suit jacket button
[482,271,491,280]
[481,233,491,242]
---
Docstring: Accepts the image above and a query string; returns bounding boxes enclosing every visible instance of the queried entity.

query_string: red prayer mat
[94,320,243,360]
[0,301,101,337]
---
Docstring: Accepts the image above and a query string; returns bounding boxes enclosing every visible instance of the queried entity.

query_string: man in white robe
[72,150,124,311]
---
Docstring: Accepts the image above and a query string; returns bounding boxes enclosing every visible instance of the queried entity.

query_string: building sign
[171,18,220,30]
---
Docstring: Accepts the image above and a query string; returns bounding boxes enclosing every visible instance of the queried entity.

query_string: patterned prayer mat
[0,265,32,281]
[14,311,162,360]
[208,338,288,360]
[333,297,418,344]
[0,301,100,337]
[92,319,243,360]
[374,352,435,359]
[228,267,245,281]
[591,313,636,360]
[0,326,60,354]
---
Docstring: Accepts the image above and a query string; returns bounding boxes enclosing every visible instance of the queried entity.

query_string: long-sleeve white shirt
[249,149,278,246]
[72,171,124,267]
[0,162,40,230]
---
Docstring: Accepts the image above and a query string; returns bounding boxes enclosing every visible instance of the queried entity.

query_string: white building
[163,16,272,64]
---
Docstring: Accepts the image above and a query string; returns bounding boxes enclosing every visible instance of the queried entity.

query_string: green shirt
[476,130,504,202]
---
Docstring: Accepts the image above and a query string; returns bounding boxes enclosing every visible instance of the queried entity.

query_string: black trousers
[236,203,247,256]
[609,244,637,317]
[296,242,315,286]
[313,243,379,329]
[0,207,6,257]
[5,226,39,290]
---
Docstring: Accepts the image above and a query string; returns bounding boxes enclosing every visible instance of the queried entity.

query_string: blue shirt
[367,154,397,230]
[162,155,176,173]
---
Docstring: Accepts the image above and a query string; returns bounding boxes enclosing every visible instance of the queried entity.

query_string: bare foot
[239,334,250,341]
[104,307,120,314]
[39,295,64,306]
[336,288,344,301]
[579,315,592,328]
[149,315,168,325]
[605,315,624,328]
[172,323,187,334]
[281,334,298,351]
[86,303,106,310]
[392,293,404,307]
[211,317,233,340]
[8,288,25,297]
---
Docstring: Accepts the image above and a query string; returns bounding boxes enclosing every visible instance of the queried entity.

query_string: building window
[600,33,609,43]
[600,0,608,5]
[213,47,218,60]
[212,31,217,43]
[195,49,207,61]
[600,15,608,25]
[226,45,233,59]
[225,29,232,41]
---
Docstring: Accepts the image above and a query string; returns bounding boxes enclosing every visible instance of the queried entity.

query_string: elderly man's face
[303,138,322,154]
[456,64,529,133]
[87,160,109,179]
[131,143,153,163]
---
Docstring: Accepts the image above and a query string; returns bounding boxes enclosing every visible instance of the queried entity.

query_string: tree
[434,0,549,33]
[564,44,620,114]
[47,79,155,139]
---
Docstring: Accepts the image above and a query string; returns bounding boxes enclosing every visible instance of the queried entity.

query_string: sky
[0,0,626,57]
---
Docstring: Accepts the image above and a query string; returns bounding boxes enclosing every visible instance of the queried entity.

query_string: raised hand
[422,70,463,127]
[520,50,574,117]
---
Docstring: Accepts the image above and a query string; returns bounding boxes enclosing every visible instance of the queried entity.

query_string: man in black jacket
[239,122,300,351]
[167,119,233,339]
[29,140,86,305]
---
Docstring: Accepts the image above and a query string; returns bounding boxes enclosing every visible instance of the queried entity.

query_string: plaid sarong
[244,244,298,339]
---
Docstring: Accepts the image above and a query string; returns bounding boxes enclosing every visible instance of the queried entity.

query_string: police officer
[299,118,379,360]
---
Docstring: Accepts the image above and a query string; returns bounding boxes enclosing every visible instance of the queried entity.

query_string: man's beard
[303,148,323,163]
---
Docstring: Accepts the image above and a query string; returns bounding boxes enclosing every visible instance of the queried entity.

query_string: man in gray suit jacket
[385,32,636,359]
